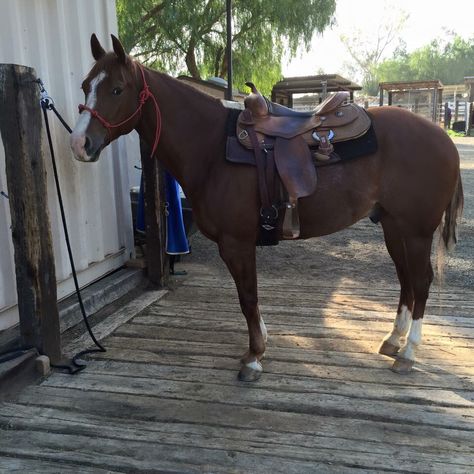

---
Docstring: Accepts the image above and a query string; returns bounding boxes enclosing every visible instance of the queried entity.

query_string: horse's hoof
[238,361,262,382]
[379,340,400,357]
[391,358,414,374]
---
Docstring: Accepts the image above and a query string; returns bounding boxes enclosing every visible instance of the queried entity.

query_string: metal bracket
[35,78,54,109]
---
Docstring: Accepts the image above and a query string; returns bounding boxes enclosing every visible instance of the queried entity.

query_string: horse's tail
[435,173,464,279]
[442,174,464,251]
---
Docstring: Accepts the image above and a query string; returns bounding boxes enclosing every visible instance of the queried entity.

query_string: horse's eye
[112,87,123,96]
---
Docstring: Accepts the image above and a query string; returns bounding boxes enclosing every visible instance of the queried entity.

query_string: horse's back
[369,106,459,166]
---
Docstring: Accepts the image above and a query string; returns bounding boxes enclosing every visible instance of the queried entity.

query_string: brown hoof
[378,340,400,357]
[238,362,262,382]
[391,358,415,374]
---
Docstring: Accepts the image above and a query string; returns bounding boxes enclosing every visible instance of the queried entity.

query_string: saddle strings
[78,62,162,157]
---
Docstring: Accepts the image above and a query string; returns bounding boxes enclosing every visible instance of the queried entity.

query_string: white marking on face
[70,71,107,160]
[383,305,411,347]
[399,319,423,362]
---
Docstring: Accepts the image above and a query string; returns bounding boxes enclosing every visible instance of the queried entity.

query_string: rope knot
[139,86,151,105]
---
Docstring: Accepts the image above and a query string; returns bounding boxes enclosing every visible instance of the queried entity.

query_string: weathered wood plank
[180,273,474,300]
[143,302,474,328]
[1,403,472,473]
[165,282,474,307]
[153,296,474,320]
[16,386,474,452]
[112,323,474,358]
[85,358,474,407]
[0,428,359,474]
[41,372,474,431]
[0,457,119,474]
[94,341,474,376]
[104,332,474,367]
[132,313,474,339]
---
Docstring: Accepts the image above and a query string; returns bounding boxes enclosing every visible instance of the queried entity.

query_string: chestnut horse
[71,35,463,381]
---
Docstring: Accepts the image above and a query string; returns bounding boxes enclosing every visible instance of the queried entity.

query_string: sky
[283,0,474,79]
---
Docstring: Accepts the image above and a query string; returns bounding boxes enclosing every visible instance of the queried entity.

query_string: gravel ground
[184,137,473,292]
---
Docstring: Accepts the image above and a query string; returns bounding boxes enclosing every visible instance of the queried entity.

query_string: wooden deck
[0,137,473,472]
[0,265,473,473]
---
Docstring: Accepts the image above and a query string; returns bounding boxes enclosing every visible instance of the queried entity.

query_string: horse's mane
[142,65,228,114]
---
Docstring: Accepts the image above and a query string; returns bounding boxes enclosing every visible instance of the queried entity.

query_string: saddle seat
[266,90,348,117]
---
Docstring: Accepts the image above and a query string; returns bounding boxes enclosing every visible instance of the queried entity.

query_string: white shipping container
[0,0,139,331]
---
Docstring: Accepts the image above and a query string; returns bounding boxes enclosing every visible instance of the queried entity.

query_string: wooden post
[432,88,438,123]
[379,87,384,106]
[414,97,420,114]
[0,64,61,363]
[140,138,168,287]
[388,91,393,106]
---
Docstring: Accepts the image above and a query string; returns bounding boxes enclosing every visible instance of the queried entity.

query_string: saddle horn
[244,82,269,118]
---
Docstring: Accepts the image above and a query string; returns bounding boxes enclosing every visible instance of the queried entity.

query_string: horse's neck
[136,70,228,197]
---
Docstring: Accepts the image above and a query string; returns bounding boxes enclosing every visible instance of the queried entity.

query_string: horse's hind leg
[379,217,414,357]
[218,236,266,382]
[392,235,434,374]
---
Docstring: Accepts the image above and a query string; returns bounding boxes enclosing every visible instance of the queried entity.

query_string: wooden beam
[140,139,168,287]
[0,64,61,362]
[379,80,443,91]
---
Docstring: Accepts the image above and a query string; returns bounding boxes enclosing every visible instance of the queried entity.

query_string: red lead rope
[78,63,162,157]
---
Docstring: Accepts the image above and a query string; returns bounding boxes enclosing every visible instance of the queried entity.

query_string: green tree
[116,0,336,94]
[376,35,474,85]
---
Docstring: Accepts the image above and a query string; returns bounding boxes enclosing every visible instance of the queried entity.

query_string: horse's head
[70,34,142,162]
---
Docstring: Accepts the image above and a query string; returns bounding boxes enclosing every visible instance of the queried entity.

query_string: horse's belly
[297,156,380,238]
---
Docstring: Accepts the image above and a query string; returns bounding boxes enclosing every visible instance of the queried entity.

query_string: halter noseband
[78,63,161,157]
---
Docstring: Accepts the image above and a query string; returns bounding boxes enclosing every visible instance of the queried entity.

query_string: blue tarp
[136,170,189,255]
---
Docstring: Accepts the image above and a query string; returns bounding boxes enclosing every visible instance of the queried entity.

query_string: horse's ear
[111,34,126,64]
[90,33,106,61]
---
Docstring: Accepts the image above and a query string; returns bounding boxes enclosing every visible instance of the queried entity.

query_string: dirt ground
[184,136,473,293]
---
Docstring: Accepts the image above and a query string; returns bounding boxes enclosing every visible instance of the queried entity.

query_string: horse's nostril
[84,136,91,154]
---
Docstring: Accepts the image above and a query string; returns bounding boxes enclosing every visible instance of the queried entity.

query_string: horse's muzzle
[70,133,101,162]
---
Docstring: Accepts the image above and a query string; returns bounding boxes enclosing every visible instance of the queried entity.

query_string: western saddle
[235,82,371,241]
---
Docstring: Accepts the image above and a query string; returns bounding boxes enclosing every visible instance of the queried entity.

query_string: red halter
[78,63,161,157]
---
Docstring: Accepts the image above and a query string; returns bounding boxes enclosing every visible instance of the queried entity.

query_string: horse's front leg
[218,235,266,381]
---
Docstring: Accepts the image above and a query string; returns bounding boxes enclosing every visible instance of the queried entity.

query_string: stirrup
[282,198,300,239]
